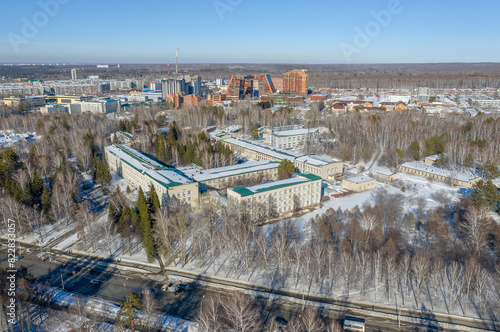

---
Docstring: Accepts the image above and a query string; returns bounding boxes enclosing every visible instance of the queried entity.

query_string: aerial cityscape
[0,1,500,331]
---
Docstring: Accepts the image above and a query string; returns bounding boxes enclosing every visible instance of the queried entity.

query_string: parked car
[90,279,101,285]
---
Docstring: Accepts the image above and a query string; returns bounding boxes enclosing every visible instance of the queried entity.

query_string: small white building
[342,176,376,192]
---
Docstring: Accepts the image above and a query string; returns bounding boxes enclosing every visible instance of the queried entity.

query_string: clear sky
[0,0,498,64]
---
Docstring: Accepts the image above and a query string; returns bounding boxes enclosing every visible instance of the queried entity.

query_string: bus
[343,316,365,331]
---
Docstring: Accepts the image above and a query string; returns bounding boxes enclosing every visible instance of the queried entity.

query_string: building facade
[263,128,319,150]
[226,74,275,100]
[227,173,322,219]
[399,162,482,188]
[105,144,199,208]
[294,155,343,180]
[223,138,302,162]
[342,176,376,192]
[182,160,280,191]
[283,70,308,96]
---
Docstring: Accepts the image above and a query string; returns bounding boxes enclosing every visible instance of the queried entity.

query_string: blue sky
[0,0,498,64]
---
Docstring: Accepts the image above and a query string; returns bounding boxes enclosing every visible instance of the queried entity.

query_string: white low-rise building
[399,162,481,188]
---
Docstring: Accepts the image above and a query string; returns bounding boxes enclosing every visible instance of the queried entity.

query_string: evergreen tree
[409,140,420,160]
[278,159,296,180]
[136,187,156,261]
[483,160,500,179]
[117,292,142,331]
[41,184,51,214]
[150,185,160,213]
[250,125,259,139]
[484,180,500,210]
[464,153,474,169]
[472,180,487,208]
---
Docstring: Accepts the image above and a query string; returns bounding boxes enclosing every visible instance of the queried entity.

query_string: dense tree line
[149,188,500,321]
[323,111,500,172]
[154,121,235,168]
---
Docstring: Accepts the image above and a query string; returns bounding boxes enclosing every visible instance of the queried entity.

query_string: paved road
[1,246,497,331]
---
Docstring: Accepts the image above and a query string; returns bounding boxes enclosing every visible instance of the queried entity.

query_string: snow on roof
[223,138,303,161]
[425,154,441,161]
[231,174,319,197]
[273,128,319,137]
[295,155,340,166]
[345,176,375,184]
[106,144,193,188]
[400,162,480,182]
[183,161,280,182]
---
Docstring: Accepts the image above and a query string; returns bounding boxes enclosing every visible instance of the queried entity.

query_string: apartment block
[283,70,308,96]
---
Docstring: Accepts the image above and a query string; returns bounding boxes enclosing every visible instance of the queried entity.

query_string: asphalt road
[1,246,497,331]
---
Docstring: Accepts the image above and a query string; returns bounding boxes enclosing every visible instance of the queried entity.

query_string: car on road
[66,269,77,275]
[90,279,101,285]
[161,282,177,293]
[17,255,24,260]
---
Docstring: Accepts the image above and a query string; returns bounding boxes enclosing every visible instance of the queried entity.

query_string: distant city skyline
[0,0,498,64]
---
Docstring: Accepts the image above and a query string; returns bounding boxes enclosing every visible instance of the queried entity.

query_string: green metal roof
[232,186,254,197]
[298,173,322,181]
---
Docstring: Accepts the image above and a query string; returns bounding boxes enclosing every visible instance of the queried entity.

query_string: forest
[0,101,499,329]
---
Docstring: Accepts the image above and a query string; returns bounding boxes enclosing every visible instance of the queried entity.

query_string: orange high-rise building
[226,74,275,100]
[283,70,308,96]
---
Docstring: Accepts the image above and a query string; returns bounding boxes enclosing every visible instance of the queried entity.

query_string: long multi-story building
[105,144,199,208]
[399,162,481,188]
[181,160,280,191]
[223,138,303,162]
[222,138,343,180]
[263,128,319,150]
[227,173,322,219]
[283,70,308,96]
[226,74,275,100]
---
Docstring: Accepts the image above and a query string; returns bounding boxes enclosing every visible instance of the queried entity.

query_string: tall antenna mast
[175,48,179,75]
[167,60,170,75]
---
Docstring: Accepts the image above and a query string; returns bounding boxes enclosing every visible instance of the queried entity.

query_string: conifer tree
[150,185,160,214]
[41,184,51,214]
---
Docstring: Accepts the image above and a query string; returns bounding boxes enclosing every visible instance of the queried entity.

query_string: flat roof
[400,162,480,182]
[345,176,375,184]
[105,144,193,189]
[295,155,340,167]
[273,128,319,137]
[182,160,280,182]
[230,174,319,197]
[223,138,303,161]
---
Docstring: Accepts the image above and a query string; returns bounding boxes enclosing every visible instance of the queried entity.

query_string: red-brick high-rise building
[283,70,308,96]
[226,74,275,100]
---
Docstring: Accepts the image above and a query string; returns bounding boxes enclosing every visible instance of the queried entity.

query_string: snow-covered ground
[32,285,198,332]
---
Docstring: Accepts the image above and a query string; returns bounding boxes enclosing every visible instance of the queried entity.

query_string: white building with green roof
[181,160,280,190]
[105,144,199,208]
[227,173,322,220]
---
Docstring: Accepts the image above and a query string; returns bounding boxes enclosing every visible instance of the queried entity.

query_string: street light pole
[60,271,64,290]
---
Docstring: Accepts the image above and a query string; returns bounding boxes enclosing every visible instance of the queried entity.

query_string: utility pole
[60,271,64,290]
